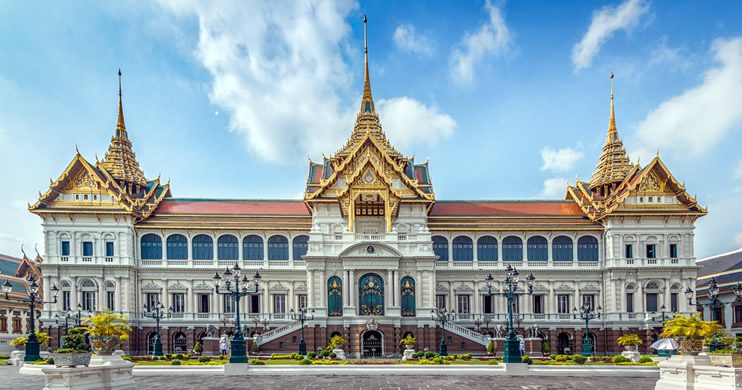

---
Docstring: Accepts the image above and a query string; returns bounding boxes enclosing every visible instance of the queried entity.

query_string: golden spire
[117,69,127,136]
[607,72,617,142]
[359,15,375,115]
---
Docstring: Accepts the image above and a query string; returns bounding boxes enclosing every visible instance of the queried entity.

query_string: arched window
[243,235,264,260]
[217,235,238,260]
[293,235,309,260]
[646,281,660,289]
[452,236,473,261]
[141,234,162,259]
[328,277,342,317]
[527,236,548,261]
[552,236,573,261]
[502,236,523,261]
[172,331,188,354]
[401,277,415,317]
[192,234,214,260]
[166,234,188,260]
[477,236,498,261]
[433,236,448,261]
[577,236,599,261]
[359,273,384,316]
[267,235,288,260]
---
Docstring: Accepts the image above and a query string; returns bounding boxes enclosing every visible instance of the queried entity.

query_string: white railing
[193,260,212,266]
[141,260,161,266]
[60,256,69,262]
[82,257,92,262]
[354,234,384,241]
[552,262,572,267]
[445,321,489,346]
[255,320,301,345]
[168,260,188,266]
[105,257,113,263]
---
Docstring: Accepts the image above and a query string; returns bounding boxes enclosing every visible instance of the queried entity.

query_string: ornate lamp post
[484,316,492,333]
[685,279,742,351]
[485,265,535,363]
[142,300,172,356]
[651,304,671,322]
[572,303,601,357]
[54,309,82,347]
[3,276,59,362]
[431,307,455,356]
[289,306,315,355]
[213,264,262,363]
[474,318,483,332]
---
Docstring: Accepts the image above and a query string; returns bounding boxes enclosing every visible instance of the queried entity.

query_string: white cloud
[449,0,511,82]
[540,177,568,198]
[377,97,455,148]
[634,37,742,158]
[158,1,454,164]
[572,0,650,71]
[540,147,583,173]
[393,23,434,57]
[735,158,742,180]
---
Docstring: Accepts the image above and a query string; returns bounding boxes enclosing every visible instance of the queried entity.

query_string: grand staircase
[254,320,302,346]
[445,321,490,346]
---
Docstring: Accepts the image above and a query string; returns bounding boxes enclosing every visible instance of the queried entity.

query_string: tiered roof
[0,252,43,310]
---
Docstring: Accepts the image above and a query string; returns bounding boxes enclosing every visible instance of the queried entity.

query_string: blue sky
[1,0,741,259]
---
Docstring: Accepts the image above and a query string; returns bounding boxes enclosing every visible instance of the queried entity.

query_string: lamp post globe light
[143,300,172,357]
[485,265,535,363]
[685,279,742,351]
[572,303,601,357]
[290,306,315,356]
[430,307,455,356]
[3,276,59,362]
[213,263,262,363]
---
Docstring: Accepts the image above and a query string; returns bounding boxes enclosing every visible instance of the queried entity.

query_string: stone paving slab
[2,365,657,390]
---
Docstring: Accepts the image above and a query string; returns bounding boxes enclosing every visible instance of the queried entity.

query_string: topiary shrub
[424,351,436,359]
[612,355,629,364]
[166,354,173,359]
[549,354,556,360]
[175,354,184,360]
[46,357,55,365]
[522,355,533,364]
[299,358,313,365]
[319,350,330,358]
[307,352,316,359]
[329,352,337,358]
[572,355,587,365]
[487,359,499,365]
[487,342,494,354]
[171,359,181,365]
[250,359,266,365]
[638,356,652,363]
[554,354,569,362]
[194,342,203,353]
[198,356,211,363]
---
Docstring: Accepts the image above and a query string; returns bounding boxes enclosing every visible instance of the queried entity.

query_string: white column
[343,270,349,306]
[349,270,355,307]
[393,270,399,306]
[637,282,644,313]
[547,281,554,315]
[320,270,326,308]
[474,281,480,314]
[416,270,423,310]
[307,271,314,307]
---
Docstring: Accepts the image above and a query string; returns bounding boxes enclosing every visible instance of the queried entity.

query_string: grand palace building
[31,24,707,358]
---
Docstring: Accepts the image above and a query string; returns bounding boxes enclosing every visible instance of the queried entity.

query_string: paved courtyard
[1,366,658,390]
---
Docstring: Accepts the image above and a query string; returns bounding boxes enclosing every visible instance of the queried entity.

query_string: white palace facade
[32,30,707,357]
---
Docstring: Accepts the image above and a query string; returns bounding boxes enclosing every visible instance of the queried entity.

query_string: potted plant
[328,335,345,350]
[80,307,132,355]
[541,341,550,357]
[10,331,52,350]
[661,313,720,356]
[193,341,203,356]
[52,328,91,367]
[487,341,494,356]
[400,335,416,350]
[707,331,742,367]
[617,334,643,351]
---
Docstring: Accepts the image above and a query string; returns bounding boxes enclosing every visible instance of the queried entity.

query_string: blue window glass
[192,234,213,260]
[166,234,188,260]
[141,234,162,260]
[243,235,264,260]
[527,236,548,261]
[105,242,114,257]
[452,236,473,261]
[292,235,309,260]
[327,276,342,316]
[577,236,599,261]
[82,241,93,257]
[502,236,523,261]
[217,235,238,260]
[432,236,448,261]
[268,236,288,260]
[61,241,70,256]
[477,236,498,261]
[552,236,573,261]
[401,277,415,317]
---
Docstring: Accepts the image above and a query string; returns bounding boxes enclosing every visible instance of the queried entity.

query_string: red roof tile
[430,201,587,217]
[153,199,310,216]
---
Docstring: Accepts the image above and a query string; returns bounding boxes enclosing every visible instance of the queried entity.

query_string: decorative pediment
[194,282,212,291]
[436,283,448,292]
[556,284,574,291]
[142,281,161,290]
[169,282,187,290]
[295,284,307,292]
[532,283,549,291]
[339,242,402,258]
[454,284,474,292]
[580,283,599,291]
[270,282,288,292]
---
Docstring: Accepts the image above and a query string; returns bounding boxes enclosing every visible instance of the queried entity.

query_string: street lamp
[572,303,601,357]
[431,307,455,356]
[142,300,172,356]
[3,276,59,362]
[651,304,671,322]
[685,279,742,351]
[213,264,262,363]
[483,316,492,333]
[474,318,483,332]
[485,265,535,363]
[290,306,315,355]
[54,309,82,347]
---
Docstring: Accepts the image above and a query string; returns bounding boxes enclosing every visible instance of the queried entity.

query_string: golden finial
[75,145,80,155]
[50,178,53,186]
[116,69,127,135]
[656,148,659,158]
[607,72,617,140]
[21,244,27,259]
[359,15,375,115]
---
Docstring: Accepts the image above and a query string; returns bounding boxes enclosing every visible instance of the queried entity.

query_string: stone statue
[205,324,217,338]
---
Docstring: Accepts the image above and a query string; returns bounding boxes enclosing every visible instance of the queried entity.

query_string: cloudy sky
[1,0,741,259]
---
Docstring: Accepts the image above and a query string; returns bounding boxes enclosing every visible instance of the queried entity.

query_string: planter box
[674,337,703,356]
[89,336,118,355]
[709,353,742,367]
[52,352,92,368]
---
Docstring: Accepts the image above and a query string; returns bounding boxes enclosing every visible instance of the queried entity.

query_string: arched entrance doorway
[362,330,383,358]
[557,332,572,355]
[359,273,384,316]
[172,331,188,354]
[146,332,157,355]
[587,332,597,355]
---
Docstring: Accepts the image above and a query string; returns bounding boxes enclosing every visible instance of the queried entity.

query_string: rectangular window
[627,293,634,313]
[582,295,595,311]
[646,293,658,313]
[647,244,656,259]
[146,293,159,311]
[105,242,114,257]
[735,305,742,324]
[293,336,297,344]
[669,244,678,259]
[714,306,725,326]
[250,294,260,314]
[274,295,286,314]
[82,291,96,311]
[107,291,115,311]
[671,293,678,312]
[198,294,210,313]
[62,291,70,311]
[625,244,633,259]
[457,295,470,314]
[0,317,6,333]
[298,295,307,310]
[224,294,236,313]
[557,295,570,314]
[61,241,70,256]
[13,317,22,333]
[82,241,93,257]
[533,295,544,314]
[172,293,185,313]
[279,342,284,350]
[483,295,494,314]
[436,295,446,310]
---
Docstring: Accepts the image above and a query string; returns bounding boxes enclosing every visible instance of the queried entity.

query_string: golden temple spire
[359,15,375,115]
[607,72,617,143]
[117,69,127,138]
